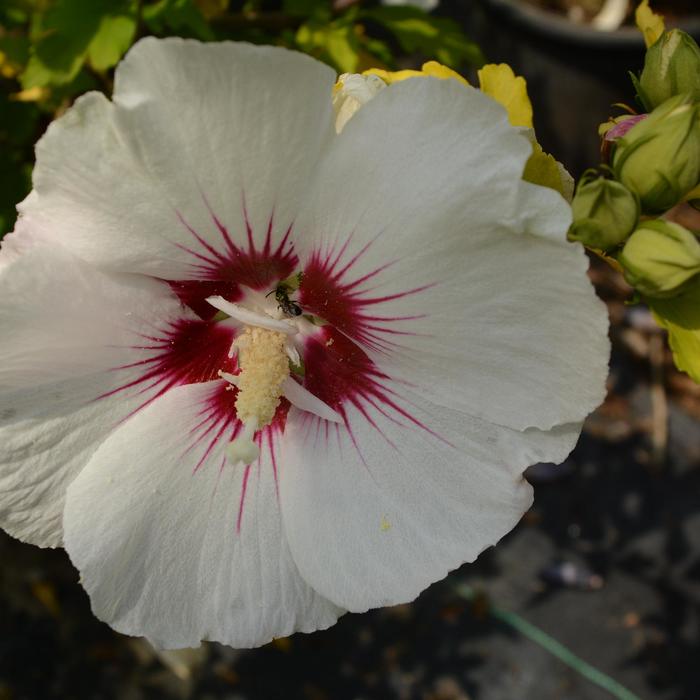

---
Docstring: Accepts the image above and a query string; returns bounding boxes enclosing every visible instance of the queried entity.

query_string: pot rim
[480,0,700,48]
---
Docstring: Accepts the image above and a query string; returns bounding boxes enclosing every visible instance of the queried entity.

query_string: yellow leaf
[477,63,533,128]
[0,50,18,79]
[590,248,625,274]
[362,61,469,86]
[648,277,700,382]
[420,61,469,85]
[10,86,49,102]
[31,581,61,617]
[684,183,700,202]
[635,0,665,48]
[523,141,567,198]
[272,636,292,652]
[194,0,229,20]
[362,67,424,84]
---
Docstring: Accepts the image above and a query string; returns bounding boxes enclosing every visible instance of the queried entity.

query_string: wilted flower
[613,93,700,214]
[0,39,609,649]
[639,29,700,110]
[620,219,700,297]
[332,72,386,133]
[568,176,639,250]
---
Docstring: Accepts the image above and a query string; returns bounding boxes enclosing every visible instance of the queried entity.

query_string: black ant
[267,282,303,317]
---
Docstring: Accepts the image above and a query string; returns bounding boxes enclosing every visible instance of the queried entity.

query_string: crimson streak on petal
[99,318,236,415]
[185,382,291,533]
[300,240,433,355]
[302,327,445,461]
[103,322,291,535]
[169,201,298,319]
[297,238,443,460]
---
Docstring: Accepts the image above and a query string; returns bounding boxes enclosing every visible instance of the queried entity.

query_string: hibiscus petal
[0,215,38,272]
[63,381,342,649]
[280,383,582,611]
[0,247,229,547]
[294,77,609,431]
[18,39,336,279]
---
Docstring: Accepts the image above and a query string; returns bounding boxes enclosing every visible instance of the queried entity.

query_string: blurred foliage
[0,0,483,235]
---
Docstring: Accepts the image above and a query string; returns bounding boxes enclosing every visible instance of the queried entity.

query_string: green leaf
[0,35,30,73]
[628,70,652,112]
[142,0,215,41]
[47,66,99,105]
[21,0,137,88]
[362,35,393,67]
[282,0,329,19]
[0,0,33,26]
[88,6,138,71]
[648,276,700,383]
[295,19,360,73]
[325,25,360,73]
[363,6,484,69]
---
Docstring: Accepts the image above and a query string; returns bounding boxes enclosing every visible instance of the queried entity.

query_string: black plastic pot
[480,0,700,48]
[447,0,700,177]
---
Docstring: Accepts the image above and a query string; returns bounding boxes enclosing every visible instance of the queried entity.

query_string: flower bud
[613,94,700,215]
[619,219,700,297]
[639,30,700,110]
[568,177,639,249]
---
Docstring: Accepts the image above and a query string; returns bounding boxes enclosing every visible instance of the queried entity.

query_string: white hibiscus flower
[0,38,609,649]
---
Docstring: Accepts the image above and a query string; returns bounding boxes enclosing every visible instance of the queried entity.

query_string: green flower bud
[613,94,700,215]
[619,219,700,297]
[568,176,639,249]
[639,30,700,110]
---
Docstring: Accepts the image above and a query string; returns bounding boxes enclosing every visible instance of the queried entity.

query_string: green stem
[455,585,643,700]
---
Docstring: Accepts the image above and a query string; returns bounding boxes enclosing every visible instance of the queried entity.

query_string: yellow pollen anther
[233,326,290,429]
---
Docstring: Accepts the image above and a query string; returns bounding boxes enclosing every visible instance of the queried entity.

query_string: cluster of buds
[569,24,700,302]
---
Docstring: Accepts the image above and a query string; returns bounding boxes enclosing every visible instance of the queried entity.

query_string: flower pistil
[224,325,290,464]
[235,326,289,422]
